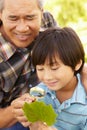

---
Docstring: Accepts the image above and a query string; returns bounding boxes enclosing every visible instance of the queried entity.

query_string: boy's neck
[56,76,78,104]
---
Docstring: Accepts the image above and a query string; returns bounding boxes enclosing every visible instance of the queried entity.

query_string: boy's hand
[29,121,57,130]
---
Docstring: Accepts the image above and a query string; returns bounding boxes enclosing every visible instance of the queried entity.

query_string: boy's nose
[44,70,53,80]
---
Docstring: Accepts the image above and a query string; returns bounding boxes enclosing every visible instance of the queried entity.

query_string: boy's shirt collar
[71,74,86,104]
[39,74,87,107]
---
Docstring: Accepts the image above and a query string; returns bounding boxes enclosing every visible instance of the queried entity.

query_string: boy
[30,27,87,130]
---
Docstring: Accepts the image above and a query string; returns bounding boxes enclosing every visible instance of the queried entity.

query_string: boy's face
[0,0,42,48]
[36,57,77,92]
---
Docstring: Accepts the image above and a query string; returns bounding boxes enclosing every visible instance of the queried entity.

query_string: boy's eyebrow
[47,61,59,66]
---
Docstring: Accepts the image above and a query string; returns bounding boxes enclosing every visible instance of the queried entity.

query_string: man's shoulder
[0,34,16,63]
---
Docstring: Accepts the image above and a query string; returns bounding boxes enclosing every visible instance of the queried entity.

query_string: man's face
[0,0,42,47]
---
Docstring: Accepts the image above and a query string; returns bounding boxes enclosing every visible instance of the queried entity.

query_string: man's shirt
[0,33,38,107]
[0,12,57,107]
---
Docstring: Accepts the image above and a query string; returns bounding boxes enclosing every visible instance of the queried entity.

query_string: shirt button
[65,103,68,105]
[32,68,35,72]
[29,84,32,88]
[58,109,61,113]
[51,96,55,99]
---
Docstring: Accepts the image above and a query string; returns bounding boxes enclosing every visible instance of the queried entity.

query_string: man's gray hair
[0,0,45,11]
[37,0,45,9]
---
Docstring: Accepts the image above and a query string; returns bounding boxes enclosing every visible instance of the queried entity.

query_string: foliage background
[44,0,87,62]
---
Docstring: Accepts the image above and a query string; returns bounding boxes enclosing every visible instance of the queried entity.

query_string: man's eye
[8,16,17,21]
[26,15,36,20]
[26,16,33,20]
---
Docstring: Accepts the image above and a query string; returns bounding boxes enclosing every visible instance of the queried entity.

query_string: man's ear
[0,12,1,19]
[75,60,82,71]
[0,12,2,25]
[0,11,2,21]
[41,8,44,18]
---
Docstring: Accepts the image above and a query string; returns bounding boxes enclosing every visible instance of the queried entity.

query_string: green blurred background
[44,0,87,62]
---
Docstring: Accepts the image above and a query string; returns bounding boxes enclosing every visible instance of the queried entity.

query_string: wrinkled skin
[0,0,43,48]
[11,93,35,127]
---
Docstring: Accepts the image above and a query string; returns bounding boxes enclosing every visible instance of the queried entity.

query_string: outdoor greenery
[44,0,87,62]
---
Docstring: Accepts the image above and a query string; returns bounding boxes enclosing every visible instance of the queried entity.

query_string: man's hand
[11,93,35,127]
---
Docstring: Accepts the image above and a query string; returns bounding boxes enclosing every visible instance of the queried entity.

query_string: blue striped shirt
[36,74,87,130]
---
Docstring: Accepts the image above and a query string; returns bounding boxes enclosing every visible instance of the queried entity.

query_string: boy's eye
[37,68,44,71]
[36,66,44,71]
[51,64,60,70]
[51,67,59,70]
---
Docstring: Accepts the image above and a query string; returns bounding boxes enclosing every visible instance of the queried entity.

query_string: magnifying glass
[30,87,45,99]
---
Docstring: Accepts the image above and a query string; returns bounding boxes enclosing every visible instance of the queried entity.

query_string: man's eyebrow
[26,14,37,17]
[25,14,38,19]
[8,14,37,17]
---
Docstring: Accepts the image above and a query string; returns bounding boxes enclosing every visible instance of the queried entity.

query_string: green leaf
[23,101,57,126]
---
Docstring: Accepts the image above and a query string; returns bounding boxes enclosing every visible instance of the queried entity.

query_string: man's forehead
[3,0,41,15]
[4,0,39,10]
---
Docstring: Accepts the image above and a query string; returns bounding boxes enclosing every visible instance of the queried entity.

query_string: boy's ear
[75,60,82,71]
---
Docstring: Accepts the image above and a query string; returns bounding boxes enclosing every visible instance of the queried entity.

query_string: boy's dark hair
[32,27,85,74]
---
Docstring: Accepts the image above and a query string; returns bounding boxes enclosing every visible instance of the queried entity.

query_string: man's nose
[16,20,29,32]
